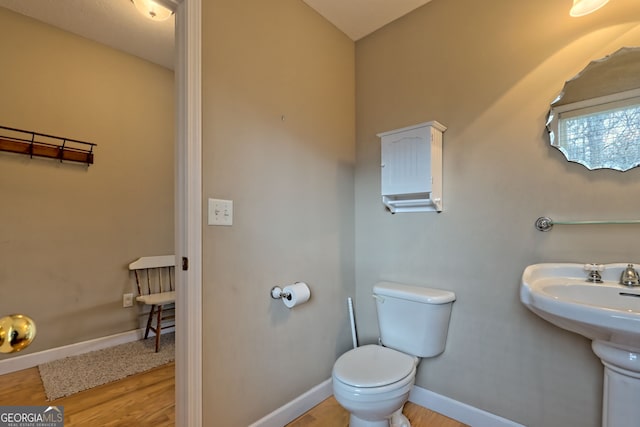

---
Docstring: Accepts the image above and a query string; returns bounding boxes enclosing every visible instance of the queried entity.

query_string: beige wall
[355,0,640,426]
[201,0,355,425]
[6,1,639,425]
[0,8,174,352]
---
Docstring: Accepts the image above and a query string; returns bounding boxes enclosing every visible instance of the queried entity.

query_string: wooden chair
[129,255,176,352]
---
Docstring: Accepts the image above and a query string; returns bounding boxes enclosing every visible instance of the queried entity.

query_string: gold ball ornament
[0,314,36,353]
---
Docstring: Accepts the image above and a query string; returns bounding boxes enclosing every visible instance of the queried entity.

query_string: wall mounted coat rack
[0,125,96,165]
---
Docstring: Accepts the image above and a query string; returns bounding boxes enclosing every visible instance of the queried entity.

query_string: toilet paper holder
[270,282,311,308]
[270,286,293,301]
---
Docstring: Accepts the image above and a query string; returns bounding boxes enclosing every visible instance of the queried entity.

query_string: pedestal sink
[521,263,640,427]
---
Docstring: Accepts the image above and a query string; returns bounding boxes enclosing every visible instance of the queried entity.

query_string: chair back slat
[133,270,141,295]
[146,268,152,294]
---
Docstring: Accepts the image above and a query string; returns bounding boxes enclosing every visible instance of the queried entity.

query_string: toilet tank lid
[374,282,456,304]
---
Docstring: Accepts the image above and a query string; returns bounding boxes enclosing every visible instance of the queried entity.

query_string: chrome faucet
[620,264,640,287]
[585,264,603,283]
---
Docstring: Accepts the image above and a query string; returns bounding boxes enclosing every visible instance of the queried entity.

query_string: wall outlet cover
[123,293,134,308]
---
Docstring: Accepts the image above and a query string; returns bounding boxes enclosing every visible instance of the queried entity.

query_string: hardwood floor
[0,362,175,427]
[286,396,469,427]
[0,363,465,427]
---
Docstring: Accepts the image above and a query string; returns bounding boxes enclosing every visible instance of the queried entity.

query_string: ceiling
[0,0,432,69]
[302,0,431,40]
[0,0,175,68]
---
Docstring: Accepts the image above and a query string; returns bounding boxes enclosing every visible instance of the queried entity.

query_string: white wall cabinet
[378,121,446,213]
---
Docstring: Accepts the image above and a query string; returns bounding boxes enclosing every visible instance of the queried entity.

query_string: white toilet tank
[374,281,455,358]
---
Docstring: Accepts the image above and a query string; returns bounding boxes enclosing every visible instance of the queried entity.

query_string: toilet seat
[333,344,416,388]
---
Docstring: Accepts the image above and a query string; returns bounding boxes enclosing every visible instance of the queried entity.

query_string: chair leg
[154,305,163,352]
[144,305,156,339]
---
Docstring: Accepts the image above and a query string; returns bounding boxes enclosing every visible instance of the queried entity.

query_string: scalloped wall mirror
[546,47,640,171]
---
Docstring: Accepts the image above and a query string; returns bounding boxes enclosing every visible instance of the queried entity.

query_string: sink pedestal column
[592,341,640,427]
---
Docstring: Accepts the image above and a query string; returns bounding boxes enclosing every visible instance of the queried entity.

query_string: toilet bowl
[332,282,455,427]
[332,344,418,427]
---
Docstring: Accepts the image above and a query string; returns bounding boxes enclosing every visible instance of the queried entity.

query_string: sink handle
[584,263,604,272]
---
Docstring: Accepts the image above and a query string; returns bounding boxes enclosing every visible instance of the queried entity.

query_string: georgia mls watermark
[0,406,63,427]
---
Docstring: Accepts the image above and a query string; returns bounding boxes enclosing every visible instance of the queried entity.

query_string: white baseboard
[247,379,525,427]
[409,385,526,427]
[0,327,174,375]
[248,379,333,427]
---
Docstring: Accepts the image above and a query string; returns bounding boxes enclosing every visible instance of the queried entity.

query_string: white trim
[552,87,640,115]
[174,0,203,426]
[409,385,526,427]
[0,328,175,375]
[247,379,333,427]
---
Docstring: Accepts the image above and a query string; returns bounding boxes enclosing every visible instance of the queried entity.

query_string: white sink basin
[521,263,640,427]
[521,263,640,347]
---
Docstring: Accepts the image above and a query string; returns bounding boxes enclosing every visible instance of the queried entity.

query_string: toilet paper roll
[282,282,311,308]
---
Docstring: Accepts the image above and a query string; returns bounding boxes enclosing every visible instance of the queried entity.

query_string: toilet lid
[333,345,415,388]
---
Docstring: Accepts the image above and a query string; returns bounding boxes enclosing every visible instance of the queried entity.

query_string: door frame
[168,0,203,425]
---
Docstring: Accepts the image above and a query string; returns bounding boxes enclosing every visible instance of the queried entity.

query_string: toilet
[332,281,455,427]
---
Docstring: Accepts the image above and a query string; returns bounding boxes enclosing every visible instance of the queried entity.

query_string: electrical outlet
[123,293,134,308]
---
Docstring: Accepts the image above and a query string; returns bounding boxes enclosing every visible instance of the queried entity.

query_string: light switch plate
[208,198,233,226]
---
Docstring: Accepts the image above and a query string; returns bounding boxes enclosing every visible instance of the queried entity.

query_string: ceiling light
[131,0,174,21]
[570,0,610,17]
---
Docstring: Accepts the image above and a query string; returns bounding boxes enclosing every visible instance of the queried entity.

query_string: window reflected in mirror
[546,47,640,171]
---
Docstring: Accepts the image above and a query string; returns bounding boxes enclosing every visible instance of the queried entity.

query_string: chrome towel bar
[535,216,640,232]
